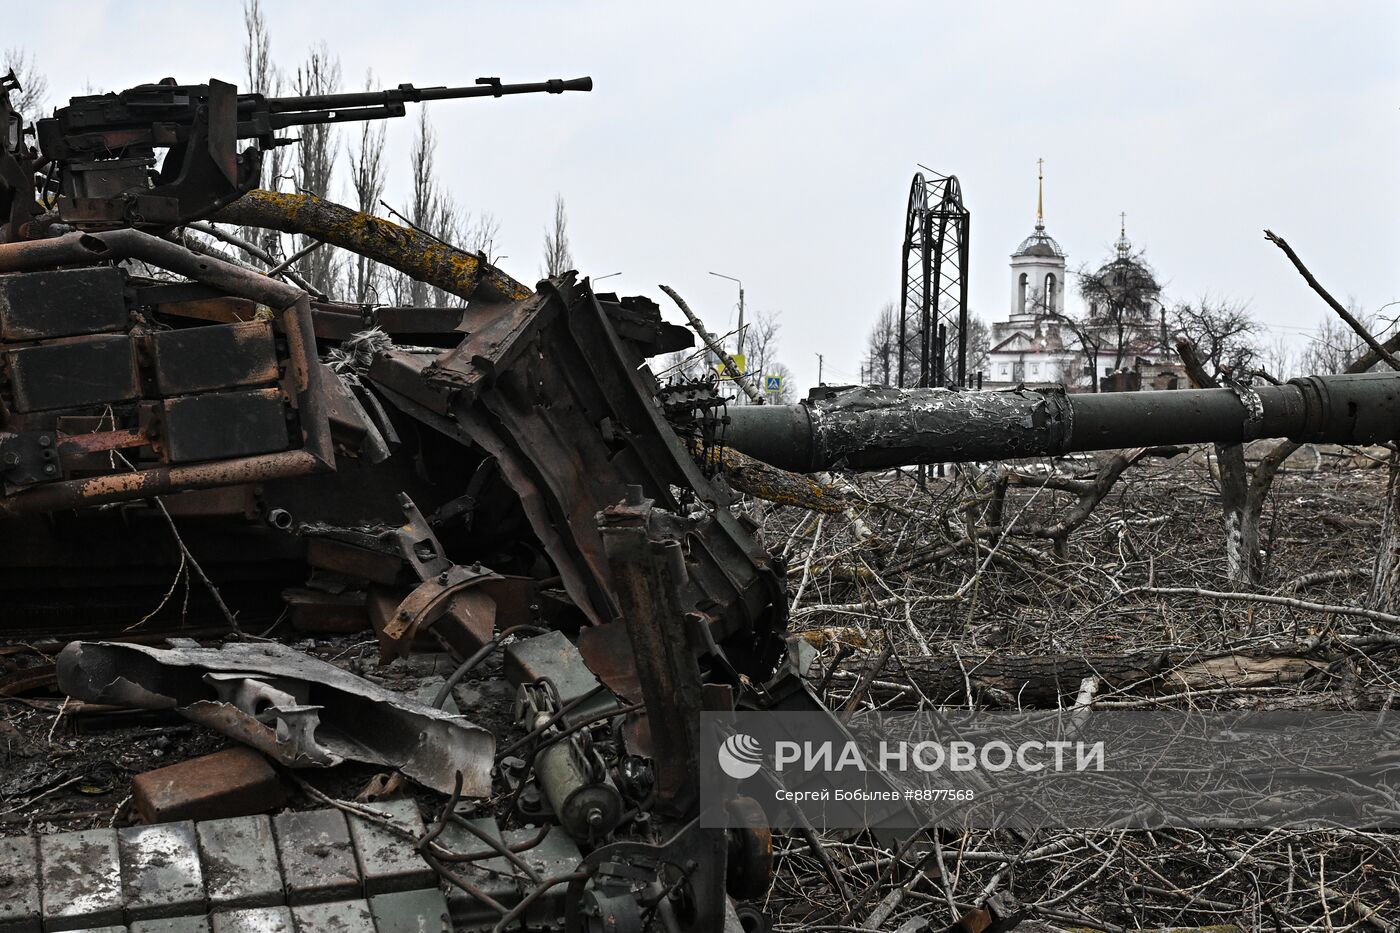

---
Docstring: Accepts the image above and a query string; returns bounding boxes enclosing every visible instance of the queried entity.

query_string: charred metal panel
[5,334,139,412]
[398,276,786,679]
[162,388,289,463]
[151,321,278,394]
[56,640,494,796]
[0,267,128,340]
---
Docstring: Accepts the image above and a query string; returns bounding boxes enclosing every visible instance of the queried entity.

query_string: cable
[431,624,550,709]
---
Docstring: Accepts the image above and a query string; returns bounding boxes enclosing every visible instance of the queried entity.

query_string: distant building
[1078,222,1181,391]
[984,165,1183,392]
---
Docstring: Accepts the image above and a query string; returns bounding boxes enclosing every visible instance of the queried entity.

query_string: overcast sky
[10,1,1399,394]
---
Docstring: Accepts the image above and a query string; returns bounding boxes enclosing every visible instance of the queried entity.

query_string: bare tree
[863,301,986,388]
[239,0,286,263]
[541,194,572,278]
[429,191,464,306]
[394,107,442,306]
[2,47,47,117]
[744,309,794,403]
[1301,302,1389,375]
[1172,298,1259,379]
[346,69,387,305]
[291,44,341,296]
[1258,332,1297,382]
[1045,304,1107,391]
[957,315,991,382]
[465,212,503,266]
[862,302,898,386]
[242,1,273,95]
[1076,249,1162,382]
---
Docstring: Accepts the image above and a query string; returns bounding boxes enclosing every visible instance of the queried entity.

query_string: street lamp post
[708,271,745,361]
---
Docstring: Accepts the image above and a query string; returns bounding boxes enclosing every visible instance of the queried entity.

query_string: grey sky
[11,1,1399,394]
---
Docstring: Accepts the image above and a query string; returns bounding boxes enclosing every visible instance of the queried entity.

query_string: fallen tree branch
[841,650,1337,709]
[1265,229,1400,371]
[184,220,321,295]
[658,284,764,403]
[213,190,530,303]
[697,442,849,513]
[1129,584,1400,626]
[1002,448,1153,557]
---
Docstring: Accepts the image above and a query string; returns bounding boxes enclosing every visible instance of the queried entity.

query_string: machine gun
[13,74,591,235]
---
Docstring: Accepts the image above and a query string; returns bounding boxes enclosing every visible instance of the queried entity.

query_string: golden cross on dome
[1036,158,1044,223]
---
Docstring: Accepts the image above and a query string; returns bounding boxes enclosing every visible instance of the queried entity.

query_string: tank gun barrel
[724,373,1400,472]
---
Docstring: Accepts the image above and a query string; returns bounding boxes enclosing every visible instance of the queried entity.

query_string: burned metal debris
[56,640,494,796]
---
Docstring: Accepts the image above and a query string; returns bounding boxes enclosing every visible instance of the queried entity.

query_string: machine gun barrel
[723,372,1400,472]
[259,76,592,126]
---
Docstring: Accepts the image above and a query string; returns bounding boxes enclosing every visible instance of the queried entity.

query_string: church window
[1044,273,1057,311]
[1017,273,1027,311]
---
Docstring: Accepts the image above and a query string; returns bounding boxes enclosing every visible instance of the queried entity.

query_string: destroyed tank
[0,70,790,933]
[3,68,1400,933]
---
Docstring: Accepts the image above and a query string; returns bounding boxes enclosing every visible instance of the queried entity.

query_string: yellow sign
[716,354,746,378]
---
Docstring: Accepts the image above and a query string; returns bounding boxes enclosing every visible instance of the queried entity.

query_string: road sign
[716,354,746,378]
[765,375,783,392]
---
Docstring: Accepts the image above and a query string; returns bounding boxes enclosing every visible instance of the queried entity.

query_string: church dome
[1093,253,1160,294]
[1012,223,1065,259]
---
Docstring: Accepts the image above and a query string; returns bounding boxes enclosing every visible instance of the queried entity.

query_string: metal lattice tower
[898,170,970,388]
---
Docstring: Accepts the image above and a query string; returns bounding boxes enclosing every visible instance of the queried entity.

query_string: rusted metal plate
[306,537,404,586]
[0,266,128,341]
[425,296,551,402]
[5,334,140,412]
[153,295,261,325]
[283,587,370,634]
[576,621,643,703]
[162,388,290,463]
[152,321,278,395]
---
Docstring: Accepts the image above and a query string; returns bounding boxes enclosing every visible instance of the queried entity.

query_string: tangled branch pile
[746,446,1399,932]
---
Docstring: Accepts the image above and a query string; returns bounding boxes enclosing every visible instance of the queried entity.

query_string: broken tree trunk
[1175,339,1295,586]
[212,190,531,303]
[1371,453,1400,614]
[851,650,1339,709]
[695,442,850,513]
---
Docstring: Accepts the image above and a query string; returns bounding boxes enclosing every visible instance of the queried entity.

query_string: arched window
[1044,273,1057,312]
[1017,273,1028,312]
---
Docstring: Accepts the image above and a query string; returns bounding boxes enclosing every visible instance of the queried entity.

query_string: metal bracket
[0,430,59,486]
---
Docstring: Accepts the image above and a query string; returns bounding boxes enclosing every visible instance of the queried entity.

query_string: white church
[984,168,1184,392]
